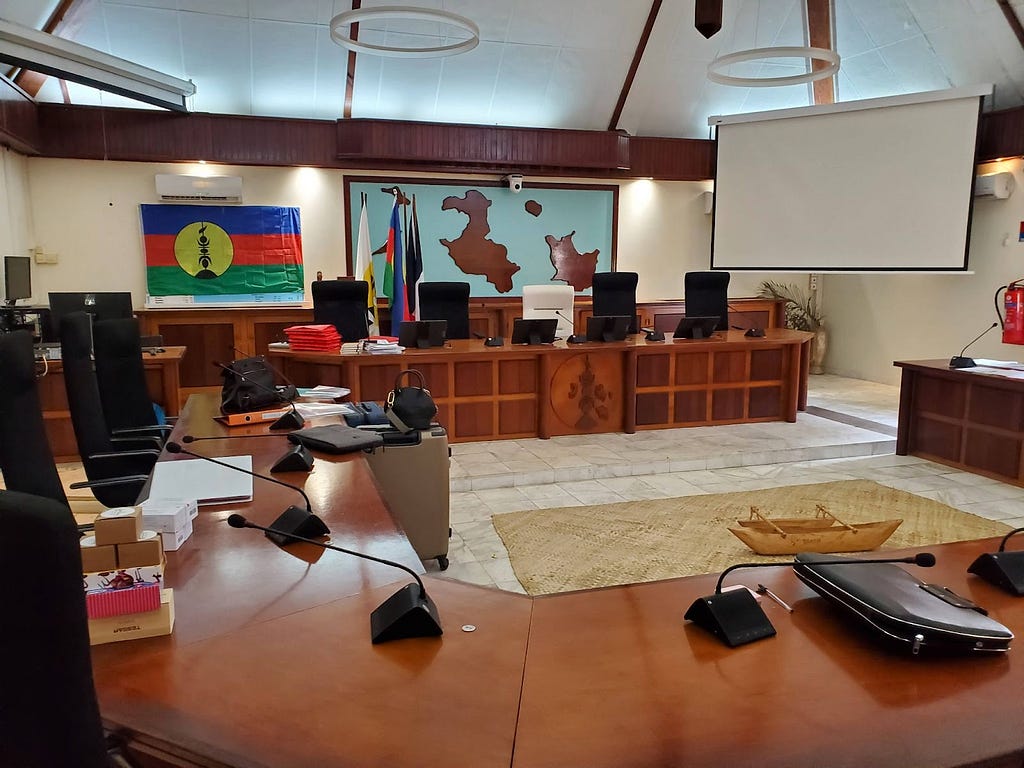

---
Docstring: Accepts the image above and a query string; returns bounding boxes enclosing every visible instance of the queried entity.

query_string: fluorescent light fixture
[0,19,195,111]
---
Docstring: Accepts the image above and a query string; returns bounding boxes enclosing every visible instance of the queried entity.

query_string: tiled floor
[434,374,1024,593]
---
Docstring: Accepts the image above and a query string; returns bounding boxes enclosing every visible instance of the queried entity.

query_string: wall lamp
[0,19,195,112]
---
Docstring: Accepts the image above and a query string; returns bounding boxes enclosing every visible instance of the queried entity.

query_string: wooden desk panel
[896,360,1024,486]
[270,331,812,442]
[39,346,185,461]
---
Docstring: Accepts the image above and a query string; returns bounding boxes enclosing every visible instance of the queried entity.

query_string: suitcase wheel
[437,555,449,571]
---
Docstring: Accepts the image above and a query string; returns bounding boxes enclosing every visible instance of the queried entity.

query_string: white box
[140,497,197,533]
[158,515,193,552]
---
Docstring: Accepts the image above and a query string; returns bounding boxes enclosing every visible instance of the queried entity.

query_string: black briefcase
[794,553,1014,656]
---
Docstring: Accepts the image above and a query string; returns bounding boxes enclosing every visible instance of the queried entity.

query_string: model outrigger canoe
[728,504,902,555]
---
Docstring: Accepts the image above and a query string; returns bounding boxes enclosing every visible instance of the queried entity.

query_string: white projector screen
[710,86,988,272]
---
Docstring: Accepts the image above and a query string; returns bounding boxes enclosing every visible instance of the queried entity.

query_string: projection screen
[709,85,989,272]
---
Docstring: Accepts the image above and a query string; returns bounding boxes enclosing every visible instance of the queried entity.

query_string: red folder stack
[284,324,342,352]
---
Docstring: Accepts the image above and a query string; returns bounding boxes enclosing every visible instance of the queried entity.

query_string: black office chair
[684,271,731,331]
[0,489,110,767]
[60,312,157,508]
[92,317,172,440]
[418,282,471,339]
[0,331,69,507]
[592,272,639,334]
[312,280,370,342]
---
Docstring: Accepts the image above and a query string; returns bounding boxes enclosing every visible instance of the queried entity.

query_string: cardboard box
[86,582,161,619]
[140,497,198,532]
[79,535,117,573]
[88,589,175,645]
[116,531,163,568]
[158,516,193,552]
[94,506,143,546]
[83,560,164,594]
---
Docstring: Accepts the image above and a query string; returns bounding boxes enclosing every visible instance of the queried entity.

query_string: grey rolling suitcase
[360,425,451,569]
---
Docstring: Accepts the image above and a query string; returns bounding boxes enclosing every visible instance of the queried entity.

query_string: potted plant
[757,280,827,373]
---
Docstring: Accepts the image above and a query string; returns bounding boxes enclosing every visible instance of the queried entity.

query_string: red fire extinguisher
[996,280,1024,345]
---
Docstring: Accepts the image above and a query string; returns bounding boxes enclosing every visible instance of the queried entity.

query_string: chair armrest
[110,435,163,450]
[89,450,159,460]
[70,474,150,490]
[112,425,173,436]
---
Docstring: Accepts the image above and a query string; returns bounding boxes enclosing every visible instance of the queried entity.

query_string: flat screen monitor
[673,316,720,340]
[47,291,134,340]
[522,285,574,338]
[398,320,447,349]
[586,315,631,343]
[2,255,31,306]
[511,318,557,346]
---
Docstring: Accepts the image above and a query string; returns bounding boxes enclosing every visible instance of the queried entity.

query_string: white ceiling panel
[311,24,350,119]
[176,0,251,17]
[250,20,320,117]
[433,40,503,124]
[0,0,62,28]
[874,35,952,94]
[102,5,186,79]
[490,42,562,128]
[250,0,321,24]
[179,11,252,115]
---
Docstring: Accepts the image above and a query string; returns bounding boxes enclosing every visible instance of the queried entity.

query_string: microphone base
[744,328,766,338]
[644,330,665,342]
[949,356,976,369]
[684,588,776,648]
[270,409,305,430]
[265,505,330,546]
[271,443,314,473]
[371,582,443,644]
[967,551,1024,596]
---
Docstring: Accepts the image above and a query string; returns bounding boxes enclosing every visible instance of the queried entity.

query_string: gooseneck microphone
[714,551,936,594]
[182,433,284,442]
[949,322,998,369]
[165,441,326,543]
[726,302,767,338]
[968,526,1024,595]
[686,551,936,648]
[227,513,442,644]
[181,432,314,472]
[214,360,305,430]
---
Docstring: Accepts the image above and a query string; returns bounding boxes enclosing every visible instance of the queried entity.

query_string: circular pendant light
[329,5,480,58]
[707,46,840,87]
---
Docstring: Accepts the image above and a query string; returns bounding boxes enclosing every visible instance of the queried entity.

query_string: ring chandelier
[329,6,480,58]
[707,46,840,87]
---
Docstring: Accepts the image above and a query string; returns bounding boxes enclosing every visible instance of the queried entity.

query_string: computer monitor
[586,315,631,343]
[47,291,134,340]
[2,255,31,307]
[673,316,720,340]
[511,318,557,346]
[398,320,447,349]
[522,284,574,338]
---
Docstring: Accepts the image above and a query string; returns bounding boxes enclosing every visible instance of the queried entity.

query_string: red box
[85,583,162,619]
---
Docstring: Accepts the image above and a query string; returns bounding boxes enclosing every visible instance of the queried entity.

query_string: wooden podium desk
[90,394,1024,768]
[270,330,812,443]
[37,345,185,461]
[896,359,1024,487]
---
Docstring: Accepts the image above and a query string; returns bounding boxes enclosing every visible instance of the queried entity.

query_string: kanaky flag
[354,193,379,334]
[384,194,409,327]
[406,194,424,320]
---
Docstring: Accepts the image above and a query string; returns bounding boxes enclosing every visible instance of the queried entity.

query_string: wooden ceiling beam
[608,0,662,131]
[343,0,361,120]
[13,0,85,98]
[997,0,1024,52]
[805,0,835,106]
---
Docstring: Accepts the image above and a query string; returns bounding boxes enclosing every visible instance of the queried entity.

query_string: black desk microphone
[214,360,304,430]
[968,527,1024,595]
[686,552,935,647]
[949,322,998,369]
[181,433,313,473]
[165,441,326,543]
[727,302,767,338]
[228,513,442,644]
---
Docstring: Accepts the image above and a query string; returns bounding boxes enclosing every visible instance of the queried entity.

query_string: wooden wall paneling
[453,361,492,397]
[673,390,707,424]
[748,385,783,419]
[498,399,536,436]
[636,392,669,425]
[967,383,1020,428]
[963,427,1021,480]
[627,136,716,181]
[712,350,747,384]
[749,348,783,381]
[711,388,745,422]
[0,76,40,154]
[497,359,538,395]
[913,415,962,462]
[357,363,403,401]
[413,363,449,398]
[978,105,1024,162]
[152,322,233,388]
[453,402,493,438]
[252,321,295,353]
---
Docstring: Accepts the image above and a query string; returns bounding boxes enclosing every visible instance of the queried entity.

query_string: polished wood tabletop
[91,394,1024,768]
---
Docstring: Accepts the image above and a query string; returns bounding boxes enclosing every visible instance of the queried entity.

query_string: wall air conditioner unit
[155,174,242,203]
[974,172,1014,200]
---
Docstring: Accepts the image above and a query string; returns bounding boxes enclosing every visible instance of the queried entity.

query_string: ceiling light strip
[329,6,480,59]
[707,46,840,88]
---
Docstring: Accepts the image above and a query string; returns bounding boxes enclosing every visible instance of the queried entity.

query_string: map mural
[346,179,616,296]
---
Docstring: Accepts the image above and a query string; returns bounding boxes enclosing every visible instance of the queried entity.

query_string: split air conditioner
[155,174,242,203]
[974,172,1014,200]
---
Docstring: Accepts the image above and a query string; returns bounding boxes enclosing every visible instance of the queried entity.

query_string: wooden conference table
[89,394,1024,768]
[269,329,813,443]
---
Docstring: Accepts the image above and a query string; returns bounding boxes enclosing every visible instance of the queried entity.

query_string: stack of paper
[364,340,403,355]
[297,385,352,400]
[341,342,362,355]
[284,324,342,352]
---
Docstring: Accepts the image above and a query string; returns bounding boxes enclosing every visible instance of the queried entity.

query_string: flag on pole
[385,194,409,328]
[405,194,424,320]
[382,193,396,307]
[354,193,379,335]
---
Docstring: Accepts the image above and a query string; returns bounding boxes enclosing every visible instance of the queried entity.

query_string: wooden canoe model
[728,505,902,555]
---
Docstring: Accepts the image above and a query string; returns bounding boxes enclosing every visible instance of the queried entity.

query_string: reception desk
[270,330,813,443]
[91,394,1024,768]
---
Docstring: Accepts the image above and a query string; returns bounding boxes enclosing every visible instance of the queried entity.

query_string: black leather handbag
[220,356,294,414]
[385,369,437,433]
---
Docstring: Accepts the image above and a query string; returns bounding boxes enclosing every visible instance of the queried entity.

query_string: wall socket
[33,248,58,264]
[808,273,819,291]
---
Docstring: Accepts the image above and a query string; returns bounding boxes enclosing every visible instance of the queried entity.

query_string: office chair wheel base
[437,555,449,570]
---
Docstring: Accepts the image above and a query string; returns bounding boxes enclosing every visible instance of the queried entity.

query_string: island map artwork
[346,179,615,296]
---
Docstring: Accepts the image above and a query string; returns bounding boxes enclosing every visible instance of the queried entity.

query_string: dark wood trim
[978,104,1024,161]
[608,0,662,131]
[997,0,1024,51]
[0,75,40,154]
[13,0,85,97]
[343,0,361,120]
[806,0,835,106]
